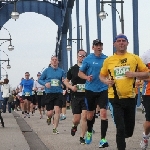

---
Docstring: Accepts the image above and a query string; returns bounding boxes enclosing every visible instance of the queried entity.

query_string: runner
[20,72,34,118]
[99,34,150,150]
[78,39,109,147]
[140,49,150,150]
[64,49,87,144]
[38,56,65,134]
[34,72,45,119]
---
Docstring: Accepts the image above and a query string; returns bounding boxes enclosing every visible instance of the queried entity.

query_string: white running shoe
[140,138,148,150]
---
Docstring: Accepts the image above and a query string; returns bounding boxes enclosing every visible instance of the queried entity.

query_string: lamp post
[99,0,124,34]
[1,67,8,79]
[0,26,14,51]
[11,1,20,20]
[67,25,83,51]
[0,58,11,69]
[79,25,83,49]
[66,38,83,51]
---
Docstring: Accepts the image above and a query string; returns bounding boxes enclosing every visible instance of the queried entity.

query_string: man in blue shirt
[78,39,109,148]
[20,72,34,118]
[38,56,66,134]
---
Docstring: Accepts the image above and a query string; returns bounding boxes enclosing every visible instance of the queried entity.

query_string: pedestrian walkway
[0,112,30,150]
[0,108,149,150]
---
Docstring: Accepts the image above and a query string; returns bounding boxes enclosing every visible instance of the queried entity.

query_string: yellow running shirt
[100,52,149,99]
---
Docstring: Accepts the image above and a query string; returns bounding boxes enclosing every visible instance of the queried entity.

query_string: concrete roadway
[0,108,149,150]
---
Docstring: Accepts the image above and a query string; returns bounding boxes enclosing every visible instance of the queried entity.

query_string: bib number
[51,79,60,86]
[114,66,130,79]
[76,84,85,92]
[37,91,43,95]
[63,90,66,95]
[25,92,30,96]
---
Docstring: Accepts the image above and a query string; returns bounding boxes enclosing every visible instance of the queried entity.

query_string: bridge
[0,0,139,73]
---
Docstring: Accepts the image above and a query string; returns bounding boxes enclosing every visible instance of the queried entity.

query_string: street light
[66,38,83,51]
[1,67,8,79]
[66,25,83,51]
[99,0,124,34]
[0,58,11,69]
[0,26,14,51]
[11,1,20,20]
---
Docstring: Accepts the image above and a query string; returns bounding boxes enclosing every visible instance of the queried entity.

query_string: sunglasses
[25,75,29,76]
[78,54,86,58]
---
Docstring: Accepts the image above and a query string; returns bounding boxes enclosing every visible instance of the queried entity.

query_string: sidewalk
[0,108,149,150]
[0,112,30,150]
[15,108,150,150]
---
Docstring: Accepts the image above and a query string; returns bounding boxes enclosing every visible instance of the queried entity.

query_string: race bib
[32,91,35,95]
[114,66,130,79]
[37,91,43,95]
[76,84,85,92]
[63,90,66,95]
[25,92,30,96]
[51,79,60,86]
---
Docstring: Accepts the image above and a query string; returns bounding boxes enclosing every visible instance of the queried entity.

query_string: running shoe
[62,115,66,120]
[85,132,92,144]
[24,113,27,118]
[140,138,148,150]
[27,114,30,118]
[43,110,45,115]
[71,125,77,136]
[47,118,51,125]
[40,115,43,119]
[99,139,109,148]
[80,137,85,144]
[53,128,59,134]
[1,121,4,127]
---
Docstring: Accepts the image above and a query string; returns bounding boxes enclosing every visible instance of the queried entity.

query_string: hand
[45,82,51,88]
[34,88,38,91]
[86,75,93,82]
[71,85,77,92]
[41,87,44,90]
[105,79,115,87]
[125,71,135,78]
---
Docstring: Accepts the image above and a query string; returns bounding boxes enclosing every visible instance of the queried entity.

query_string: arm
[20,85,23,92]
[1,85,3,92]
[99,74,114,86]
[38,69,50,88]
[63,67,77,92]
[78,70,88,80]
[125,71,150,79]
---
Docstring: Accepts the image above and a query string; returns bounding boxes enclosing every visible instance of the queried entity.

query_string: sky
[0,0,150,88]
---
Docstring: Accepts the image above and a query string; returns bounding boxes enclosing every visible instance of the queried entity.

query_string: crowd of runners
[1,33,150,150]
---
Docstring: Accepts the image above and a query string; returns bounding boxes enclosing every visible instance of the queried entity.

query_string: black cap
[93,39,103,46]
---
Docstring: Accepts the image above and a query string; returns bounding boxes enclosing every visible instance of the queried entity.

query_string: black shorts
[71,95,87,114]
[45,93,63,111]
[36,92,45,108]
[31,95,37,105]
[62,94,67,107]
[142,95,150,121]
[22,95,32,101]
[85,90,108,111]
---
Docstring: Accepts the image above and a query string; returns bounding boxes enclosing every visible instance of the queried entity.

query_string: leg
[109,99,126,150]
[53,106,61,129]
[3,98,8,113]
[140,95,150,149]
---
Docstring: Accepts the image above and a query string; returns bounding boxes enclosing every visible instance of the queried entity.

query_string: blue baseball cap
[37,72,41,76]
[114,34,128,43]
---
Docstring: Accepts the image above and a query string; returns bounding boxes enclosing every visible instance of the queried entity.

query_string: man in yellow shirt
[99,34,150,150]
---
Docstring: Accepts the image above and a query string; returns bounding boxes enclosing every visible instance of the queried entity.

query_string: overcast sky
[0,0,150,88]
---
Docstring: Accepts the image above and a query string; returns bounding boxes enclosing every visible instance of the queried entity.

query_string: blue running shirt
[20,79,34,95]
[38,67,66,93]
[79,53,108,92]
